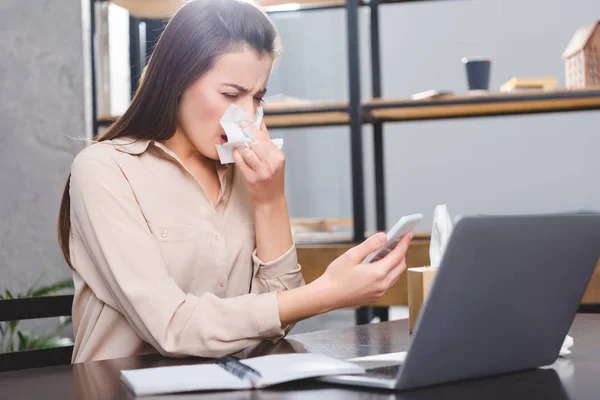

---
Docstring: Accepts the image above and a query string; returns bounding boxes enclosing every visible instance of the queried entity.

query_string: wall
[0,0,91,293]
[268,0,600,234]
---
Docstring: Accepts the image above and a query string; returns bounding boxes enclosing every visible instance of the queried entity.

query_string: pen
[216,356,262,387]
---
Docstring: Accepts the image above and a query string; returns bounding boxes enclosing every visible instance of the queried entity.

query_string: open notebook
[120,353,365,396]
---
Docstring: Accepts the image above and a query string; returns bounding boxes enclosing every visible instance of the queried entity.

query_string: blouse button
[212,233,220,240]
[220,281,225,287]
[161,230,168,238]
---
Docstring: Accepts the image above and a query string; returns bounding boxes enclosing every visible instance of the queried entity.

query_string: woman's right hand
[315,232,413,310]
[276,231,413,327]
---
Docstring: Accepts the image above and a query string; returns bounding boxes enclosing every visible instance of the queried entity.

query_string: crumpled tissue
[216,104,283,164]
[560,334,574,357]
[429,204,454,268]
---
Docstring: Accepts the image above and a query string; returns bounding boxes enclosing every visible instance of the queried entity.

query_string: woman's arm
[253,195,293,263]
[249,171,305,332]
[232,122,413,328]
[277,232,413,326]
[233,121,293,263]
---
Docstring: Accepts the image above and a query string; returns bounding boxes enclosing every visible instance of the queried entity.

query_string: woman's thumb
[346,232,387,262]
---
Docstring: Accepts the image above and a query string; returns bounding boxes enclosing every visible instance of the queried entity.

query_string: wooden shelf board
[98,89,600,129]
[366,88,600,121]
[265,112,349,128]
[264,100,348,111]
[263,100,349,127]
[98,100,350,129]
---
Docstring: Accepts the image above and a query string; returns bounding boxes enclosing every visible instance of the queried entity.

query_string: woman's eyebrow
[222,83,267,95]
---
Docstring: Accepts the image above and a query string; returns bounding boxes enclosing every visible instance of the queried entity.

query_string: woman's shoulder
[70,138,141,183]
[71,140,118,174]
[72,136,148,169]
[75,139,115,157]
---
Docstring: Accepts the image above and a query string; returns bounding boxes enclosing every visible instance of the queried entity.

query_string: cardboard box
[407,267,438,334]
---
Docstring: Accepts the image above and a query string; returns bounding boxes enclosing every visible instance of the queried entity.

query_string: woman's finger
[371,233,413,275]
[344,232,387,264]
[232,148,255,178]
[241,121,271,141]
[249,140,272,163]
[385,258,407,288]
[259,119,268,134]
[239,146,263,171]
[238,146,272,182]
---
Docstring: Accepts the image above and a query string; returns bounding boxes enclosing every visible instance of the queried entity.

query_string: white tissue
[216,104,283,164]
[430,204,453,268]
[559,334,574,356]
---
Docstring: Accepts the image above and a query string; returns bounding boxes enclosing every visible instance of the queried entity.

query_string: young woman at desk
[58,0,413,363]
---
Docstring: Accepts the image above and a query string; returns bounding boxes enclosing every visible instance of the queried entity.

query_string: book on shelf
[500,76,559,92]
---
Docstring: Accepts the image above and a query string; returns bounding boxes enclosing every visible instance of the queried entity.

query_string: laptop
[321,213,600,391]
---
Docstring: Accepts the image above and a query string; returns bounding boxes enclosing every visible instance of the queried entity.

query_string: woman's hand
[232,120,292,263]
[276,232,413,326]
[316,231,413,310]
[232,121,285,206]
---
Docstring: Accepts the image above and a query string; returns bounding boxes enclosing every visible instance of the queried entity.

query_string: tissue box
[407,267,438,334]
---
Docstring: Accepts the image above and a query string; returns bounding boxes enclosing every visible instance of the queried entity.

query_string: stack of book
[500,76,559,92]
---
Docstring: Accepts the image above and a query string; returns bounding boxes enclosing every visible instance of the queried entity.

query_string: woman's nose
[238,98,257,121]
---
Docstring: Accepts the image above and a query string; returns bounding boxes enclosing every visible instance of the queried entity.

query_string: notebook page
[121,364,249,396]
[241,353,365,387]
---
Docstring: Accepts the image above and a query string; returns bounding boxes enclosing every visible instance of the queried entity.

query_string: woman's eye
[254,97,264,104]
[223,93,238,99]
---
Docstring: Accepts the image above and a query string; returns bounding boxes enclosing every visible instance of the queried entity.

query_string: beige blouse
[68,137,305,363]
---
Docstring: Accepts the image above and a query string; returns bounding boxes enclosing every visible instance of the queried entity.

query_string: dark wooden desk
[1,315,599,399]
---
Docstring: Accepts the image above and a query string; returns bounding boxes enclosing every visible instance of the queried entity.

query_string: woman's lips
[220,135,228,144]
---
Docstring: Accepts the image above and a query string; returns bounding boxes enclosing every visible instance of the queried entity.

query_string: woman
[58,0,413,363]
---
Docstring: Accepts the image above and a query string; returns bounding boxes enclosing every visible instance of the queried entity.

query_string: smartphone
[363,213,423,263]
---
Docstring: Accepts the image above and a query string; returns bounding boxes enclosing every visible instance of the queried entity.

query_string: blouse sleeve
[250,243,306,336]
[250,245,305,294]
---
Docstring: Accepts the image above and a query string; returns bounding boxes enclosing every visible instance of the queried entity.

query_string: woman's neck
[163,128,214,172]
[163,128,222,205]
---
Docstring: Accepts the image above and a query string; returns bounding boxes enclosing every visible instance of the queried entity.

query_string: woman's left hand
[232,121,285,206]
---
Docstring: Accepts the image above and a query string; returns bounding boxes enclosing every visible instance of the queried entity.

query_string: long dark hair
[58,0,282,267]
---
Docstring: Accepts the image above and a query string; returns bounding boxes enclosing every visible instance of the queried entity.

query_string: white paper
[346,351,408,370]
[559,334,574,356]
[430,204,453,268]
[343,334,573,373]
[120,353,364,396]
[242,353,365,387]
[348,351,407,363]
[121,364,249,396]
[216,104,283,164]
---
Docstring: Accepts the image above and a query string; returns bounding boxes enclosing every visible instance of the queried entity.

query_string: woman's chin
[206,149,223,163]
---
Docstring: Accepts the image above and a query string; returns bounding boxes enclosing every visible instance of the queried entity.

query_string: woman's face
[176,47,273,160]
